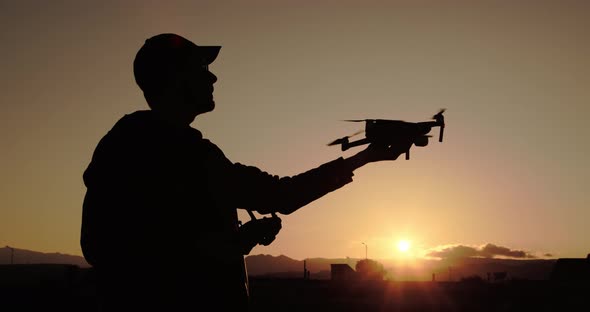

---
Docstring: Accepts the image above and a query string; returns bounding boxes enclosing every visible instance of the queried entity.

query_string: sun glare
[397,240,411,253]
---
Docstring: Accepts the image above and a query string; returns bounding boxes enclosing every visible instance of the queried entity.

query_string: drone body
[328,110,445,159]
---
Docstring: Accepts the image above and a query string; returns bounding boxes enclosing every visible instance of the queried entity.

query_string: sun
[397,240,411,253]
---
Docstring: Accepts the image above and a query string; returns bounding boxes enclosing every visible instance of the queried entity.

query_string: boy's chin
[192,100,215,116]
[201,100,215,113]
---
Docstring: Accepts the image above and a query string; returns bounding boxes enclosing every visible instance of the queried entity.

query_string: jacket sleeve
[227,157,354,215]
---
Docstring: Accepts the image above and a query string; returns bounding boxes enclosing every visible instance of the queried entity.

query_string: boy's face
[173,59,218,121]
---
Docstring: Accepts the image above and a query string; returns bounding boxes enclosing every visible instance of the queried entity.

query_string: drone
[328,109,446,160]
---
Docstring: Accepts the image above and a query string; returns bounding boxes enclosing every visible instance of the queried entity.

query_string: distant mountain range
[0,246,90,267]
[245,254,356,279]
[0,246,557,281]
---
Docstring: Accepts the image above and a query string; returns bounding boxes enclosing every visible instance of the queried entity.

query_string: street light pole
[361,242,367,259]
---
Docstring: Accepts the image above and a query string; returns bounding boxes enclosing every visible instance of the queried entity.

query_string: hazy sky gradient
[1,0,589,260]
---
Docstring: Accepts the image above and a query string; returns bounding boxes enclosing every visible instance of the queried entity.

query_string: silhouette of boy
[81,33,414,311]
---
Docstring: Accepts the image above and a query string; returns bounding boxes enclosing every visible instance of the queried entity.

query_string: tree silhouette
[355,259,385,281]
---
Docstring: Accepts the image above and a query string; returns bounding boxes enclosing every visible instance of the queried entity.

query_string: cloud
[425,243,536,260]
[480,243,533,258]
[426,245,479,259]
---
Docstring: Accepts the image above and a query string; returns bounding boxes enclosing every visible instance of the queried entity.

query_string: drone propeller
[349,129,365,137]
[432,108,446,119]
[327,138,346,146]
[327,129,364,146]
[342,119,368,122]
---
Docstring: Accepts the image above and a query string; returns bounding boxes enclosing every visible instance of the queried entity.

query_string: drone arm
[342,138,370,151]
[418,121,439,127]
[433,111,445,142]
[417,120,444,142]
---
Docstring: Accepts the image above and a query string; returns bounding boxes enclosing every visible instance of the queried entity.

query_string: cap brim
[196,46,221,65]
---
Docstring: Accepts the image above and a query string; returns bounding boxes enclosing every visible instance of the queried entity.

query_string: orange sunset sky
[1,0,589,261]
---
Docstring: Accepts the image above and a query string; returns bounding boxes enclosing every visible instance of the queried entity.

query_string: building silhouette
[330,264,357,281]
[550,253,590,283]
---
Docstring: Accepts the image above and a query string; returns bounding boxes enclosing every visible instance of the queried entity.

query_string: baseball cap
[133,33,221,92]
